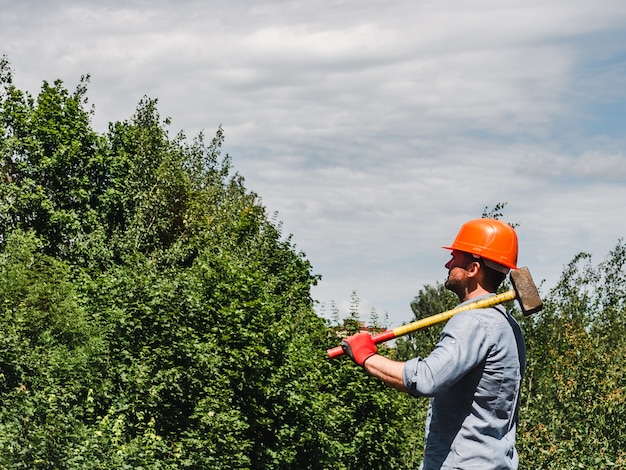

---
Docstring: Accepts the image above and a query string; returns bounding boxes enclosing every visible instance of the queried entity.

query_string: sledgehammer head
[510,267,543,315]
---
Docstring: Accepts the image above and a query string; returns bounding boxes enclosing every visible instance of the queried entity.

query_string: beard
[444,270,467,300]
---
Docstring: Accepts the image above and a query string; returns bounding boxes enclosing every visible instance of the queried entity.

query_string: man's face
[444,250,473,297]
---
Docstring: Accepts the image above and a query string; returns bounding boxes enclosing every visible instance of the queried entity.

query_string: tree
[0,227,122,467]
[517,246,626,467]
[0,63,103,258]
[0,59,416,468]
[319,291,426,468]
[1,59,325,466]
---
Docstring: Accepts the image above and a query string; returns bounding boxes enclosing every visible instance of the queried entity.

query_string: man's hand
[341,332,378,366]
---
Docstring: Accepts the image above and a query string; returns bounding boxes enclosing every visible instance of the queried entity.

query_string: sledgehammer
[327,266,542,359]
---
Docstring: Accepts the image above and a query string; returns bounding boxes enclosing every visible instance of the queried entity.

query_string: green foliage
[0,230,108,467]
[321,296,426,469]
[481,202,519,228]
[0,61,303,466]
[0,60,420,468]
[517,246,626,468]
[0,70,103,258]
[481,202,509,221]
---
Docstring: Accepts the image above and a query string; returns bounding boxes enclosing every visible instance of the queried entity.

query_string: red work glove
[341,332,377,366]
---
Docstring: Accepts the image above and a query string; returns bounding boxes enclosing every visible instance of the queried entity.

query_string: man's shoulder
[447,304,508,329]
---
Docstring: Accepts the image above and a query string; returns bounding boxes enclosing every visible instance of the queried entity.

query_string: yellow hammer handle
[391,289,516,337]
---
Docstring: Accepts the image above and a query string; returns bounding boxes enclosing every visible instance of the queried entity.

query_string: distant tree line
[1,57,624,468]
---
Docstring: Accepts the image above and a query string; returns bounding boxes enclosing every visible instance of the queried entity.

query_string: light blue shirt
[403,295,526,469]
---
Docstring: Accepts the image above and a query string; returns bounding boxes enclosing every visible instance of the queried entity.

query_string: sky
[2,0,626,328]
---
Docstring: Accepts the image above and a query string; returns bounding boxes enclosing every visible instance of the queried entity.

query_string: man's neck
[461,286,493,303]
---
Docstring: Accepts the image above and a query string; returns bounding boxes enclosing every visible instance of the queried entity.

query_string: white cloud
[2,0,626,326]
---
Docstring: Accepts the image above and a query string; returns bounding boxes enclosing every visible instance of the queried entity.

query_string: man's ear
[466,260,481,278]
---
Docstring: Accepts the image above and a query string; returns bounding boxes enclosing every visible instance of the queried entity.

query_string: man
[341,218,526,469]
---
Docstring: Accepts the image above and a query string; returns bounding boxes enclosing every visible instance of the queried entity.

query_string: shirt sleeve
[402,311,491,397]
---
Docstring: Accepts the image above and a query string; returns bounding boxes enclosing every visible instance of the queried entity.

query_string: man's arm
[341,332,407,392]
[363,355,407,393]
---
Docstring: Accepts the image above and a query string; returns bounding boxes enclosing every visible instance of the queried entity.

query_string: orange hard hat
[443,218,518,270]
